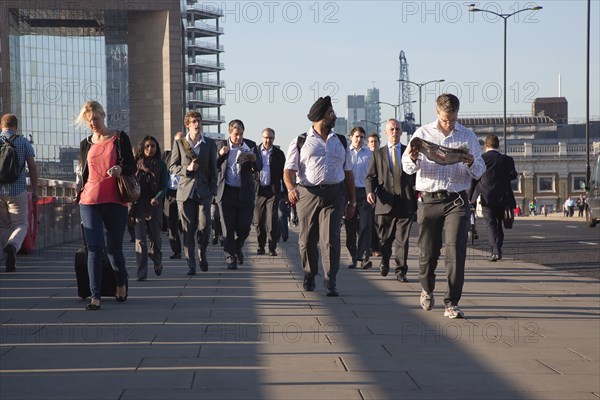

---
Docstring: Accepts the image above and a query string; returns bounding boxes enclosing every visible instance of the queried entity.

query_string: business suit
[470,148,517,260]
[169,135,218,273]
[162,149,181,258]
[366,143,417,278]
[253,144,286,254]
[216,138,262,267]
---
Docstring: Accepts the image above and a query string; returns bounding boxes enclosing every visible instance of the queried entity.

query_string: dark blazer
[366,144,417,216]
[169,135,218,202]
[216,138,262,204]
[255,144,286,196]
[471,149,517,208]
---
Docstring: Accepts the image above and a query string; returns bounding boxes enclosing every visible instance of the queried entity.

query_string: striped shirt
[0,130,35,196]
[401,121,485,193]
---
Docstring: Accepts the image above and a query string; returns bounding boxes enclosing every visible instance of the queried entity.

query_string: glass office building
[1,1,186,180]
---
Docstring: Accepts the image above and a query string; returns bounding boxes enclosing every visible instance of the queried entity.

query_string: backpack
[296,132,347,152]
[0,135,24,184]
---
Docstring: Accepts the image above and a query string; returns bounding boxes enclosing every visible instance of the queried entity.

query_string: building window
[572,175,586,192]
[537,175,555,193]
[511,175,522,193]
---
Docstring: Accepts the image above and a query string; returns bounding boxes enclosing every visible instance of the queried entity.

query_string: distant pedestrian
[0,113,39,273]
[345,126,374,270]
[169,111,218,275]
[284,96,356,297]
[131,136,169,281]
[403,94,485,319]
[366,132,382,258]
[216,120,262,270]
[366,119,417,281]
[529,201,536,216]
[253,128,286,256]
[470,134,517,262]
[162,131,184,259]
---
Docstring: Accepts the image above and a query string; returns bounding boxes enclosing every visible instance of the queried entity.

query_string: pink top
[79,135,126,206]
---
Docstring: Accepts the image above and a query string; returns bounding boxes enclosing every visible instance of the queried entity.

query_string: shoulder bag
[115,132,140,203]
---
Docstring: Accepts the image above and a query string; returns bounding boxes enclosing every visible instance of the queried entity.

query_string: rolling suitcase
[74,225,117,299]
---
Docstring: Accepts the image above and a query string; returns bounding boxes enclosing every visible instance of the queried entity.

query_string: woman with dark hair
[76,101,136,310]
[131,135,169,281]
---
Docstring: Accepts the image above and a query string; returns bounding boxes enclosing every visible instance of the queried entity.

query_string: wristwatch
[347,201,357,207]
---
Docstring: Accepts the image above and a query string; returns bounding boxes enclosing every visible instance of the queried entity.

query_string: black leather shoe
[489,254,499,262]
[187,269,197,276]
[169,253,181,259]
[212,236,218,245]
[200,259,208,272]
[303,274,316,291]
[326,287,339,297]
[396,273,408,283]
[360,260,373,270]
[236,252,244,265]
[227,261,238,270]
[257,247,265,255]
[380,261,390,277]
[348,262,357,269]
[269,250,278,256]
[4,244,16,272]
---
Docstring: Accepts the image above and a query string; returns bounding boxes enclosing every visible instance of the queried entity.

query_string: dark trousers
[278,199,290,241]
[164,189,181,256]
[376,213,413,275]
[254,187,280,252]
[178,196,212,271]
[481,204,504,256]
[219,185,254,262]
[80,203,128,298]
[211,200,223,241]
[344,188,372,262]
[417,191,469,307]
[297,183,345,288]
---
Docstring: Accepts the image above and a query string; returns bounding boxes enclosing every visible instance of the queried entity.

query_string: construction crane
[398,51,415,134]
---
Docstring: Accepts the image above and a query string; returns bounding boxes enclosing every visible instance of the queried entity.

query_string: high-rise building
[185,1,225,138]
[0,0,223,180]
[334,117,347,136]
[365,88,381,135]
[347,95,366,133]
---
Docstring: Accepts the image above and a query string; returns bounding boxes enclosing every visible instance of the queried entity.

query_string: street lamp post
[468,3,543,153]
[359,120,382,131]
[377,100,416,120]
[397,79,445,127]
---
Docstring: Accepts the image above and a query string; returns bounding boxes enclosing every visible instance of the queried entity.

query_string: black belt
[421,190,465,199]
[259,185,271,189]
[298,182,342,189]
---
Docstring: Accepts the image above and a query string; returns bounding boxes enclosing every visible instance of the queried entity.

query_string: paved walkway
[1,227,599,400]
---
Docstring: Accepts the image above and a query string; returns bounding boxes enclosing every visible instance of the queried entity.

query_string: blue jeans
[80,203,128,299]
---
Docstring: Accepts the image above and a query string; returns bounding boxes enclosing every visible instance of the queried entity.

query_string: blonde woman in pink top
[76,101,136,310]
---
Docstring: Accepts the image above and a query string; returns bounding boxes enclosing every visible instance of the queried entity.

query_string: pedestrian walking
[0,113,39,273]
[283,96,356,296]
[402,94,485,319]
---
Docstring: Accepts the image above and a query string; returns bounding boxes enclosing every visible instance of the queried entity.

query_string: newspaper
[236,151,255,164]
[411,137,469,165]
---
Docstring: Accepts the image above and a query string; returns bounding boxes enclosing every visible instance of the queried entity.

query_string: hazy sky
[217,0,599,146]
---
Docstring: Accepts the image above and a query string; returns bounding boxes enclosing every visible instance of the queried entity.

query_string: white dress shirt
[350,145,372,188]
[284,128,352,186]
[401,120,485,193]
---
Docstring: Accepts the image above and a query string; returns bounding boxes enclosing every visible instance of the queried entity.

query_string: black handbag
[115,132,140,203]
